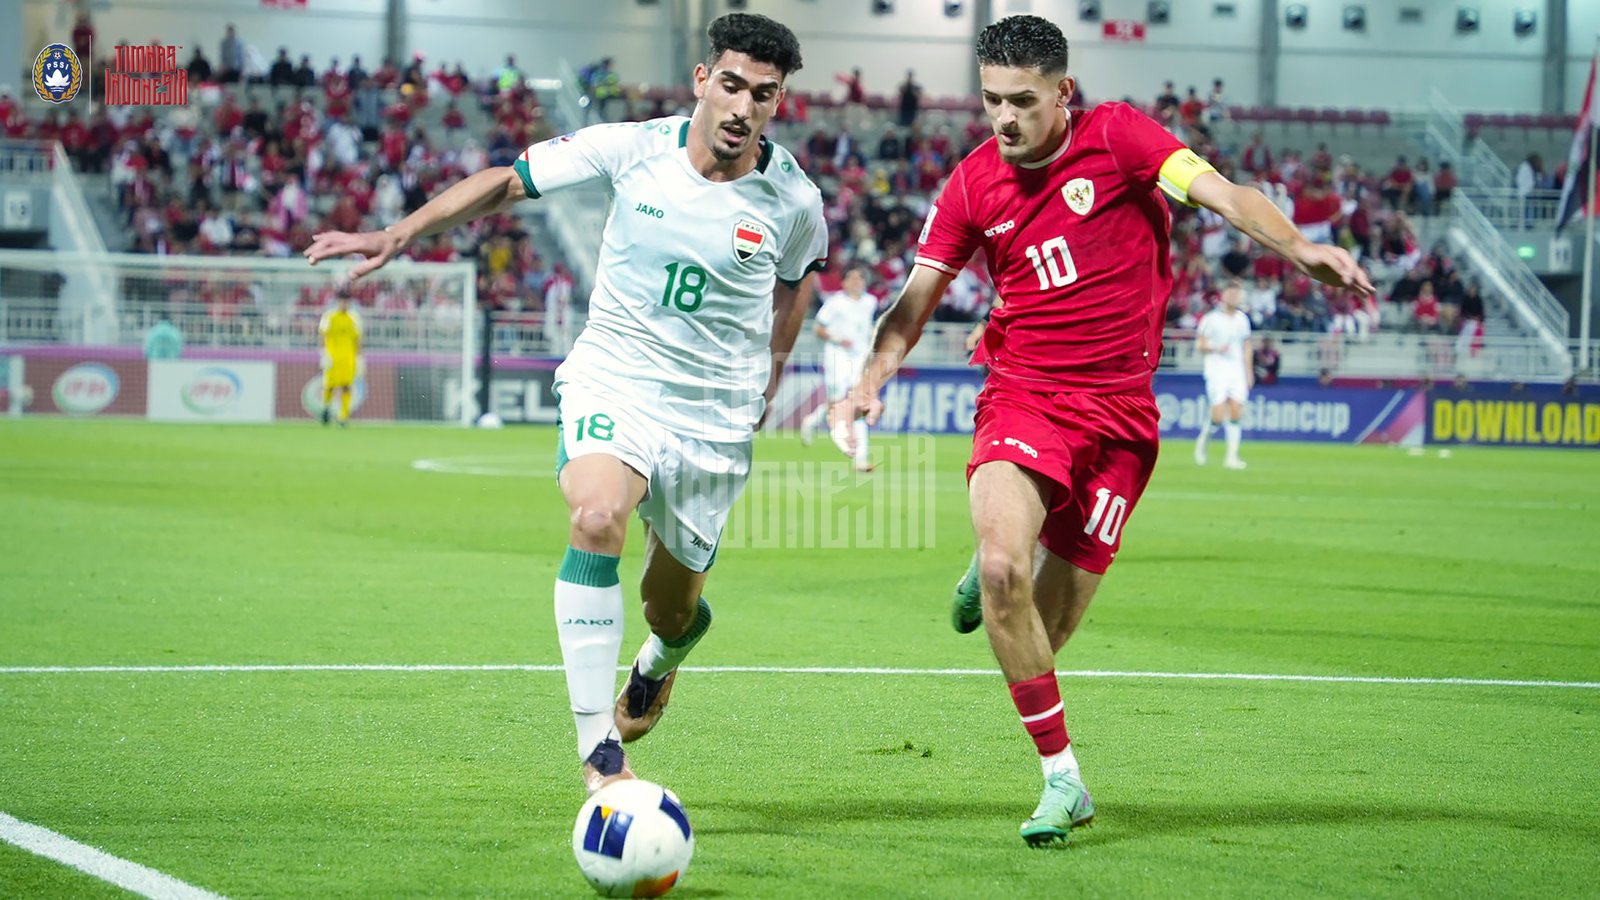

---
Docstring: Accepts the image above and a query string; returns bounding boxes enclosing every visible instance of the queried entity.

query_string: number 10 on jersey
[1023,236,1078,290]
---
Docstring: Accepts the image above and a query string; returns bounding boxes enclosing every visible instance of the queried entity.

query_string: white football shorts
[555,379,751,573]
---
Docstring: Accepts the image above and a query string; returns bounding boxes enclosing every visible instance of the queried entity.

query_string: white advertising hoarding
[147,361,276,423]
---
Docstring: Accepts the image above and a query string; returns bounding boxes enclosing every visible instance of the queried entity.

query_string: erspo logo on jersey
[732,219,766,263]
[33,44,83,104]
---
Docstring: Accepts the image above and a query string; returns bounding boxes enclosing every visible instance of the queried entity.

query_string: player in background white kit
[304,14,826,793]
[1194,282,1254,469]
[800,263,878,471]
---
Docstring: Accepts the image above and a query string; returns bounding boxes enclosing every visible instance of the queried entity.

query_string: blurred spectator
[1240,131,1271,174]
[897,70,921,127]
[268,48,294,89]
[72,12,95,62]
[1412,281,1440,332]
[1246,277,1278,327]
[1434,161,1457,205]
[1179,87,1203,129]
[1206,78,1227,123]
[143,316,185,360]
[219,24,245,83]
[1514,153,1542,227]
[186,46,213,83]
[837,67,865,105]
[1413,159,1436,215]
[1252,336,1280,385]
[1154,81,1179,116]
[1380,156,1413,210]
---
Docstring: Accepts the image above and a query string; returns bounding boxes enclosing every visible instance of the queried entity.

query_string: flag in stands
[1556,51,1598,233]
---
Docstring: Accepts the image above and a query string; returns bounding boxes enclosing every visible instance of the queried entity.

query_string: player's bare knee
[641,596,695,641]
[977,548,1030,606]
[569,504,628,553]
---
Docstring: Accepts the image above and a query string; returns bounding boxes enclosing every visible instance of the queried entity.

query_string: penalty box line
[0,811,227,900]
[0,664,1596,690]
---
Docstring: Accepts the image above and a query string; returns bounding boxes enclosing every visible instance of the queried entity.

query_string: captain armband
[1157,148,1217,207]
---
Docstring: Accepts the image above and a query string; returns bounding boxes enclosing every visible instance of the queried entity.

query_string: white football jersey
[516,117,828,440]
[814,291,876,364]
[1197,307,1251,379]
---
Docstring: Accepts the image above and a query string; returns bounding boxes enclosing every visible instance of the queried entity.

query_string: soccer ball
[572,779,695,898]
[476,412,504,429]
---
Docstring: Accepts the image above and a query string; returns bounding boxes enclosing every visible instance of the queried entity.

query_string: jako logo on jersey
[984,220,1015,238]
[1003,437,1039,458]
[919,205,938,245]
[33,43,83,104]
[689,534,715,551]
[635,202,665,219]
[733,219,766,263]
[1062,178,1095,216]
[562,618,616,626]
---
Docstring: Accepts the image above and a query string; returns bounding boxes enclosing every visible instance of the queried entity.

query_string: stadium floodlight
[1285,4,1308,29]
[1456,7,1479,33]
[1078,0,1101,23]
[1512,9,1536,36]
[1343,5,1366,31]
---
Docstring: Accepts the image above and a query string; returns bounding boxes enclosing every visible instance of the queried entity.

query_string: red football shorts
[966,379,1160,575]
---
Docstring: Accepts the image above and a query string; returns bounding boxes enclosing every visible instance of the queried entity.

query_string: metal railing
[1442,196,1571,376]
[1418,89,1512,192]
[1461,187,1564,231]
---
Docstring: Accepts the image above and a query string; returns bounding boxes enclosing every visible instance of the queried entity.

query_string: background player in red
[834,15,1371,846]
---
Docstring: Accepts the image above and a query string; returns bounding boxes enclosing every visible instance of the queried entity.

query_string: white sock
[555,547,625,760]
[852,419,870,465]
[807,402,829,430]
[1042,743,1082,782]
[1224,421,1242,459]
[634,597,713,680]
[1196,423,1213,450]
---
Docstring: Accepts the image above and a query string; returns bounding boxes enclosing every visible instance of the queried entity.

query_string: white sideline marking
[0,811,227,900]
[0,664,1595,690]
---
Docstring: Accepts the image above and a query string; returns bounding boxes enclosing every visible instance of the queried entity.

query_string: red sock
[1008,671,1069,756]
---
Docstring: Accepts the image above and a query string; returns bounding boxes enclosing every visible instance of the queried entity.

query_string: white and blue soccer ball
[572,779,695,898]
[476,412,504,429]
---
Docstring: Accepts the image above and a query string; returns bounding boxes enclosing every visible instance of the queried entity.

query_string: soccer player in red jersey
[834,16,1372,846]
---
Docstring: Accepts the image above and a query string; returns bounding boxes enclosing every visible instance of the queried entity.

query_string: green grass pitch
[1,418,1597,898]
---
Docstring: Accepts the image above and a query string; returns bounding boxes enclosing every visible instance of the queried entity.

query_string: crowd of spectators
[7,22,1512,355]
[1,16,575,333]
[749,73,1492,350]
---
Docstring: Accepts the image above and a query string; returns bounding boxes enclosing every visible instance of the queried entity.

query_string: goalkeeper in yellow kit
[318,297,362,426]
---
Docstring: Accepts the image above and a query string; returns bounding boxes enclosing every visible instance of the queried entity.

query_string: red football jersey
[916,102,1190,393]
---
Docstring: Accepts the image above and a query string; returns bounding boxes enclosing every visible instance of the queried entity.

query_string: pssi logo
[182,367,242,414]
[52,363,118,414]
[33,44,82,104]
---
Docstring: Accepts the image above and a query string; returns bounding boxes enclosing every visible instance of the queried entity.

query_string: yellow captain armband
[1157,148,1217,207]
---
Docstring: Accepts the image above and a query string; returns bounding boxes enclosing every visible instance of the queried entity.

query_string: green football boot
[950,553,983,633]
[1019,772,1096,847]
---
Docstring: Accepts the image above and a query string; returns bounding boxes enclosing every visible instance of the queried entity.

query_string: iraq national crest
[732,218,766,263]
[34,43,83,104]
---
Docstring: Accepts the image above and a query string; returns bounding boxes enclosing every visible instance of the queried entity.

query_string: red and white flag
[1557,51,1599,233]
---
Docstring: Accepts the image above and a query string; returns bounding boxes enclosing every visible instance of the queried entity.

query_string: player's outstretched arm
[834,264,954,430]
[304,167,527,280]
[1188,172,1374,296]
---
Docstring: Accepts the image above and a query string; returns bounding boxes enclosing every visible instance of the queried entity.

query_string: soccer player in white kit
[304,14,827,793]
[800,263,877,471]
[1194,283,1254,469]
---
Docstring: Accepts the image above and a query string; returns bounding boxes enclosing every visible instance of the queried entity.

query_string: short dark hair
[706,13,803,78]
[843,262,871,281]
[976,16,1069,75]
